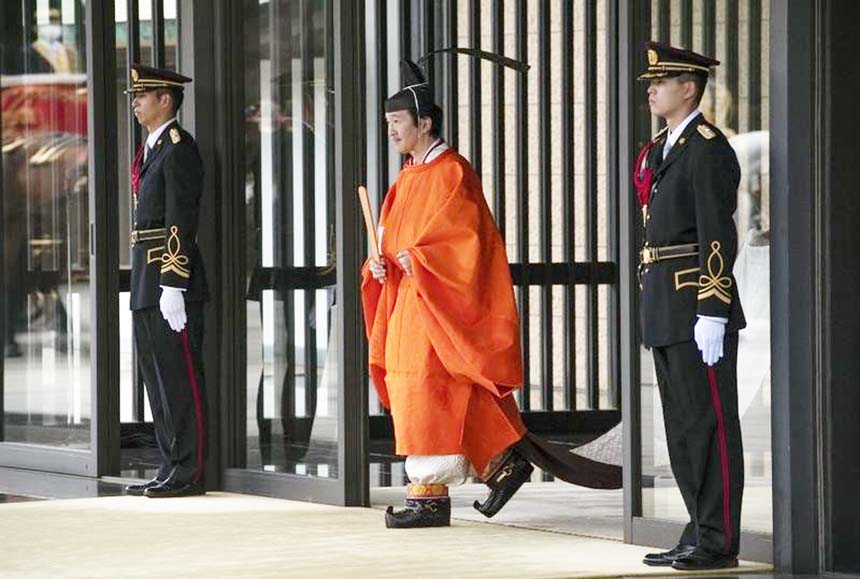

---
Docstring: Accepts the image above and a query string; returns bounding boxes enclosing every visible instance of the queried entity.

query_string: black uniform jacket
[130,121,209,311]
[639,113,746,348]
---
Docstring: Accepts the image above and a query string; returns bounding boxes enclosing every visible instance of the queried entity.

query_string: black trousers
[133,302,206,484]
[652,334,744,557]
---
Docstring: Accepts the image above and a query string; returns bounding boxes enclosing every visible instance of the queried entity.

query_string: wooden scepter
[357,185,380,262]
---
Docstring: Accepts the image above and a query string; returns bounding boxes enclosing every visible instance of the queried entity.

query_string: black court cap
[638,42,719,80]
[126,64,192,94]
[384,59,435,115]
[384,49,529,115]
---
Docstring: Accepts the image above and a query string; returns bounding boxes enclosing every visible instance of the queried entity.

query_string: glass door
[244,0,337,477]
[224,0,366,504]
[0,0,112,475]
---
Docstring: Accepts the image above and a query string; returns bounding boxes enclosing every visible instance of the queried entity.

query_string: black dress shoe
[124,478,164,496]
[144,480,206,498]
[642,544,696,566]
[672,550,738,571]
[473,450,534,518]
[385,497,451,529]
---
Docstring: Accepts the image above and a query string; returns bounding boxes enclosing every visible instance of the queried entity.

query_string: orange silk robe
[360,149,526,475]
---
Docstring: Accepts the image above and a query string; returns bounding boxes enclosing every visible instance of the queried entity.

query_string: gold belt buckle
[640,246,654,265]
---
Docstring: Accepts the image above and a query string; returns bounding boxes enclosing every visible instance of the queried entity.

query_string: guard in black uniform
[122,64,209,498]
[634,43,745,570]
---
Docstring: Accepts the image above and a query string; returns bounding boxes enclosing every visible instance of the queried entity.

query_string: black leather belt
[131,228,166,246]
[639,243,699,265]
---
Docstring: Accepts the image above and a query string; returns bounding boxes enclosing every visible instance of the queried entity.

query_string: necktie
[144,144,152,163]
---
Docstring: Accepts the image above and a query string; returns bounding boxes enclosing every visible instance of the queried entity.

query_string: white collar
[146,117,177,151]
[664,108,701,155]
[413,138,448,165]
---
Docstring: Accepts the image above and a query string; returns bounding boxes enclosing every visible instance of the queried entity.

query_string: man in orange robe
[362,59,620,529]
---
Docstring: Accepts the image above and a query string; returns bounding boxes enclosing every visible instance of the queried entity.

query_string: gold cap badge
[647,49,659,65]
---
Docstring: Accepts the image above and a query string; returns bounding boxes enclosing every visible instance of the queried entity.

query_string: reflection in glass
[244,0,338,478]
[2,1,90,448]
[641,0,772,535]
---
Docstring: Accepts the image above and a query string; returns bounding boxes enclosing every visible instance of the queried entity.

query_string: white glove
[694,316,727,366]
[159,287,187,332]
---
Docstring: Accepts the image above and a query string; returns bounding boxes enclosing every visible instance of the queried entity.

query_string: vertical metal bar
[680,0,693,48]
[152,0,166,68]
[173,0,182,70]
[585,0,599,409]
[423,1,435,81]
[128,0,146,423]
[445,0,458,148]
[372,0,389,418]
[87,0,121,475]
[702,0,716,57]
[748,0,761,131]
[385,2,402,188]
[329,0,369,506]
[206,0,250,473]
[562,0,576,411]
[724,0,739,132]
[492,0,505,235]
[621,0,650,541]
[399,0,412,60]
[769,0,822,568]
[278,0,297,426]
[202,0,248,470]
[639,1,656,145]
[301,0,318,418]
[376,0,390,201]
[657,0,670,42]
[326,0,338,422]
[128,0,142,159]
[334,0,369,507]
[469,0,481,173]
[608,0,621,408]
[515,0,530,411]
[538,0,552,411]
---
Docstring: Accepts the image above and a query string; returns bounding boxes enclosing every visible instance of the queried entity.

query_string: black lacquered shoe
[124,478,164,496]
[144,480,206,498]
[385,497,451,529]
[473,450,534,518]
[672,550,739,571]
[642,543,696,566]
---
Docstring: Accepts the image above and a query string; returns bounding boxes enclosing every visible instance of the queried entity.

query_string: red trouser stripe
[181,329,205,483]
[707,366,733,554]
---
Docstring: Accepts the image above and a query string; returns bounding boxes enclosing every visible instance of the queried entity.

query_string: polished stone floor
[0,467,847,577]
[0,492,773,579]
